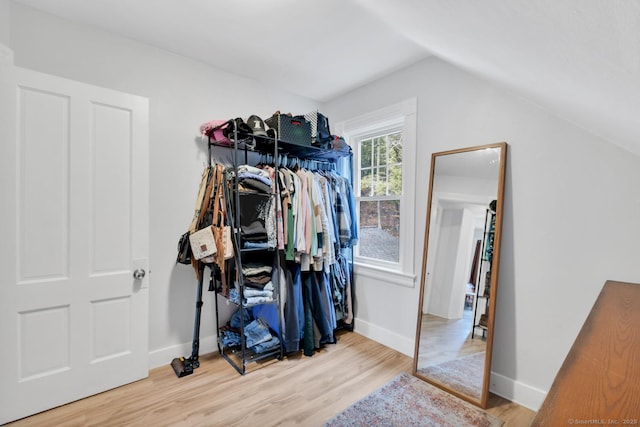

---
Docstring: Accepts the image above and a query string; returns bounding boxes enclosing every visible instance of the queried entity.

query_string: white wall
[7,3,318,366]
[324,56,640,410]
[0,0,9,47]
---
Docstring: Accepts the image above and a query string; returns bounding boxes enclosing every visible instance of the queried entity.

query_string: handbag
[211,164,234,271]
[176,231,192,265]
[189,226,217,260]
[216,224,234,260]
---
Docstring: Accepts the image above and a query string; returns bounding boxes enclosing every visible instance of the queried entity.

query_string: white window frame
[334,98,417,288]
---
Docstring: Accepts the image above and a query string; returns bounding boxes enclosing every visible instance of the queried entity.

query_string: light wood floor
[6,331,535,426]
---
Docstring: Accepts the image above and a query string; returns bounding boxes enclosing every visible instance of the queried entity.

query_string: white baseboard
[490,371,546,412]
[353,317,415,357]
[148,334,218,370]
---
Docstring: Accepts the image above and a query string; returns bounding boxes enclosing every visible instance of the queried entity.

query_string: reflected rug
[418,352,485,401]
[325,373,503,427]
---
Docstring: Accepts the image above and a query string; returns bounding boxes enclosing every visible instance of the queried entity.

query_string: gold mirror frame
[412,142,507,408]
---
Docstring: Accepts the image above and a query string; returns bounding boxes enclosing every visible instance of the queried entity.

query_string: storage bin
[265,114,312,146]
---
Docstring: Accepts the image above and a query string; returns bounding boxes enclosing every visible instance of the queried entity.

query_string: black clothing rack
[184,120,355,376]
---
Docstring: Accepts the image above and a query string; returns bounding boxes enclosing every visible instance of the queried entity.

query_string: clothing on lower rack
[230,308,252,328]
[220,306,282,355]
[252,336,280,354]
[244,319,273,348]
[220,329,242,347]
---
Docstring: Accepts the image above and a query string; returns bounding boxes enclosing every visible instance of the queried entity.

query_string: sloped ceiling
[356,0,640,156]
[12,0,640,155]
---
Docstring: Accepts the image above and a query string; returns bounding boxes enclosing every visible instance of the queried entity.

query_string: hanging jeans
[284,262,304,352]
[303,271,333,349]
[316,270,337,338]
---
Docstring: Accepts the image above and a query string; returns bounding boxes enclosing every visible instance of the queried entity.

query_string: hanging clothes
[225,157,356,358]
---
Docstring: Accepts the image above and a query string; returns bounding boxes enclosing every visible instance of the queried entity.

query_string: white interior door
[0,64,149,424]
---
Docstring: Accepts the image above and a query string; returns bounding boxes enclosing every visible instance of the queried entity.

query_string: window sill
[353,263,416,288]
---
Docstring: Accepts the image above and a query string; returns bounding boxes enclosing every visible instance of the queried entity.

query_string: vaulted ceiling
[13,0,640,155]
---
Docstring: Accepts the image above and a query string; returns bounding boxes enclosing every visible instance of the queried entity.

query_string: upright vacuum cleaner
[171,264,207,377]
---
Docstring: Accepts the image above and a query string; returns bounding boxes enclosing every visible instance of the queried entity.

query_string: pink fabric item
[200,119,231,144]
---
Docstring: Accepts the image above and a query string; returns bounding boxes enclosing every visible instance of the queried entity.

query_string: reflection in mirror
[412,142,507,409]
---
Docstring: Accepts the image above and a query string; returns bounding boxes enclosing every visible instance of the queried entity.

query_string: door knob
[133,269,146,280]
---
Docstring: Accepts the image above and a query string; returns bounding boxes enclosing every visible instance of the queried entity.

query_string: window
[357,130,403,263]
[335,98,417,286]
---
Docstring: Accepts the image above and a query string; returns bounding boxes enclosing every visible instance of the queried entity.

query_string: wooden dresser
[531,280,640,425]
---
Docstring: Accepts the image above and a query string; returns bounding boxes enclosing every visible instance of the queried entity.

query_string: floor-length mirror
[413,142,507,408]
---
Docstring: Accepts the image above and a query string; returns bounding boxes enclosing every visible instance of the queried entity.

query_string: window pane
[388,132,402,162]
[358,199,400,263]
[372,166,387,196]
[372,136,388,166]
[360,169,372,196]
[388,164,402,195]
[361,139,372,168]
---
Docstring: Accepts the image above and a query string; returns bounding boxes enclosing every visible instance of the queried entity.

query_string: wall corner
[0,44,14,65]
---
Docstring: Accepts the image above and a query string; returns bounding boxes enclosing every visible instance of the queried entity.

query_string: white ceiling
[13,0,640,155]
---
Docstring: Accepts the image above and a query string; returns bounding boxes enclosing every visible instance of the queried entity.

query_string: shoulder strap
[212,164,225,226]
[189,166,213,233]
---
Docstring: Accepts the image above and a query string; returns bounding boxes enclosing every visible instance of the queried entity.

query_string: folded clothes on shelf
[238,172,272,188]
[244,319,273,348]
[242,264,273,276]
[241,220,268,241]
[243,241,270,249]
[243,287,273,298]
[238,177,272,194]
[244,275,272,288]
[229,288,273,306]
[237,164,270,179]
[251,336,280,354]
[245,296,272,305]
[220,329,242,347]
[229,308,252,328]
